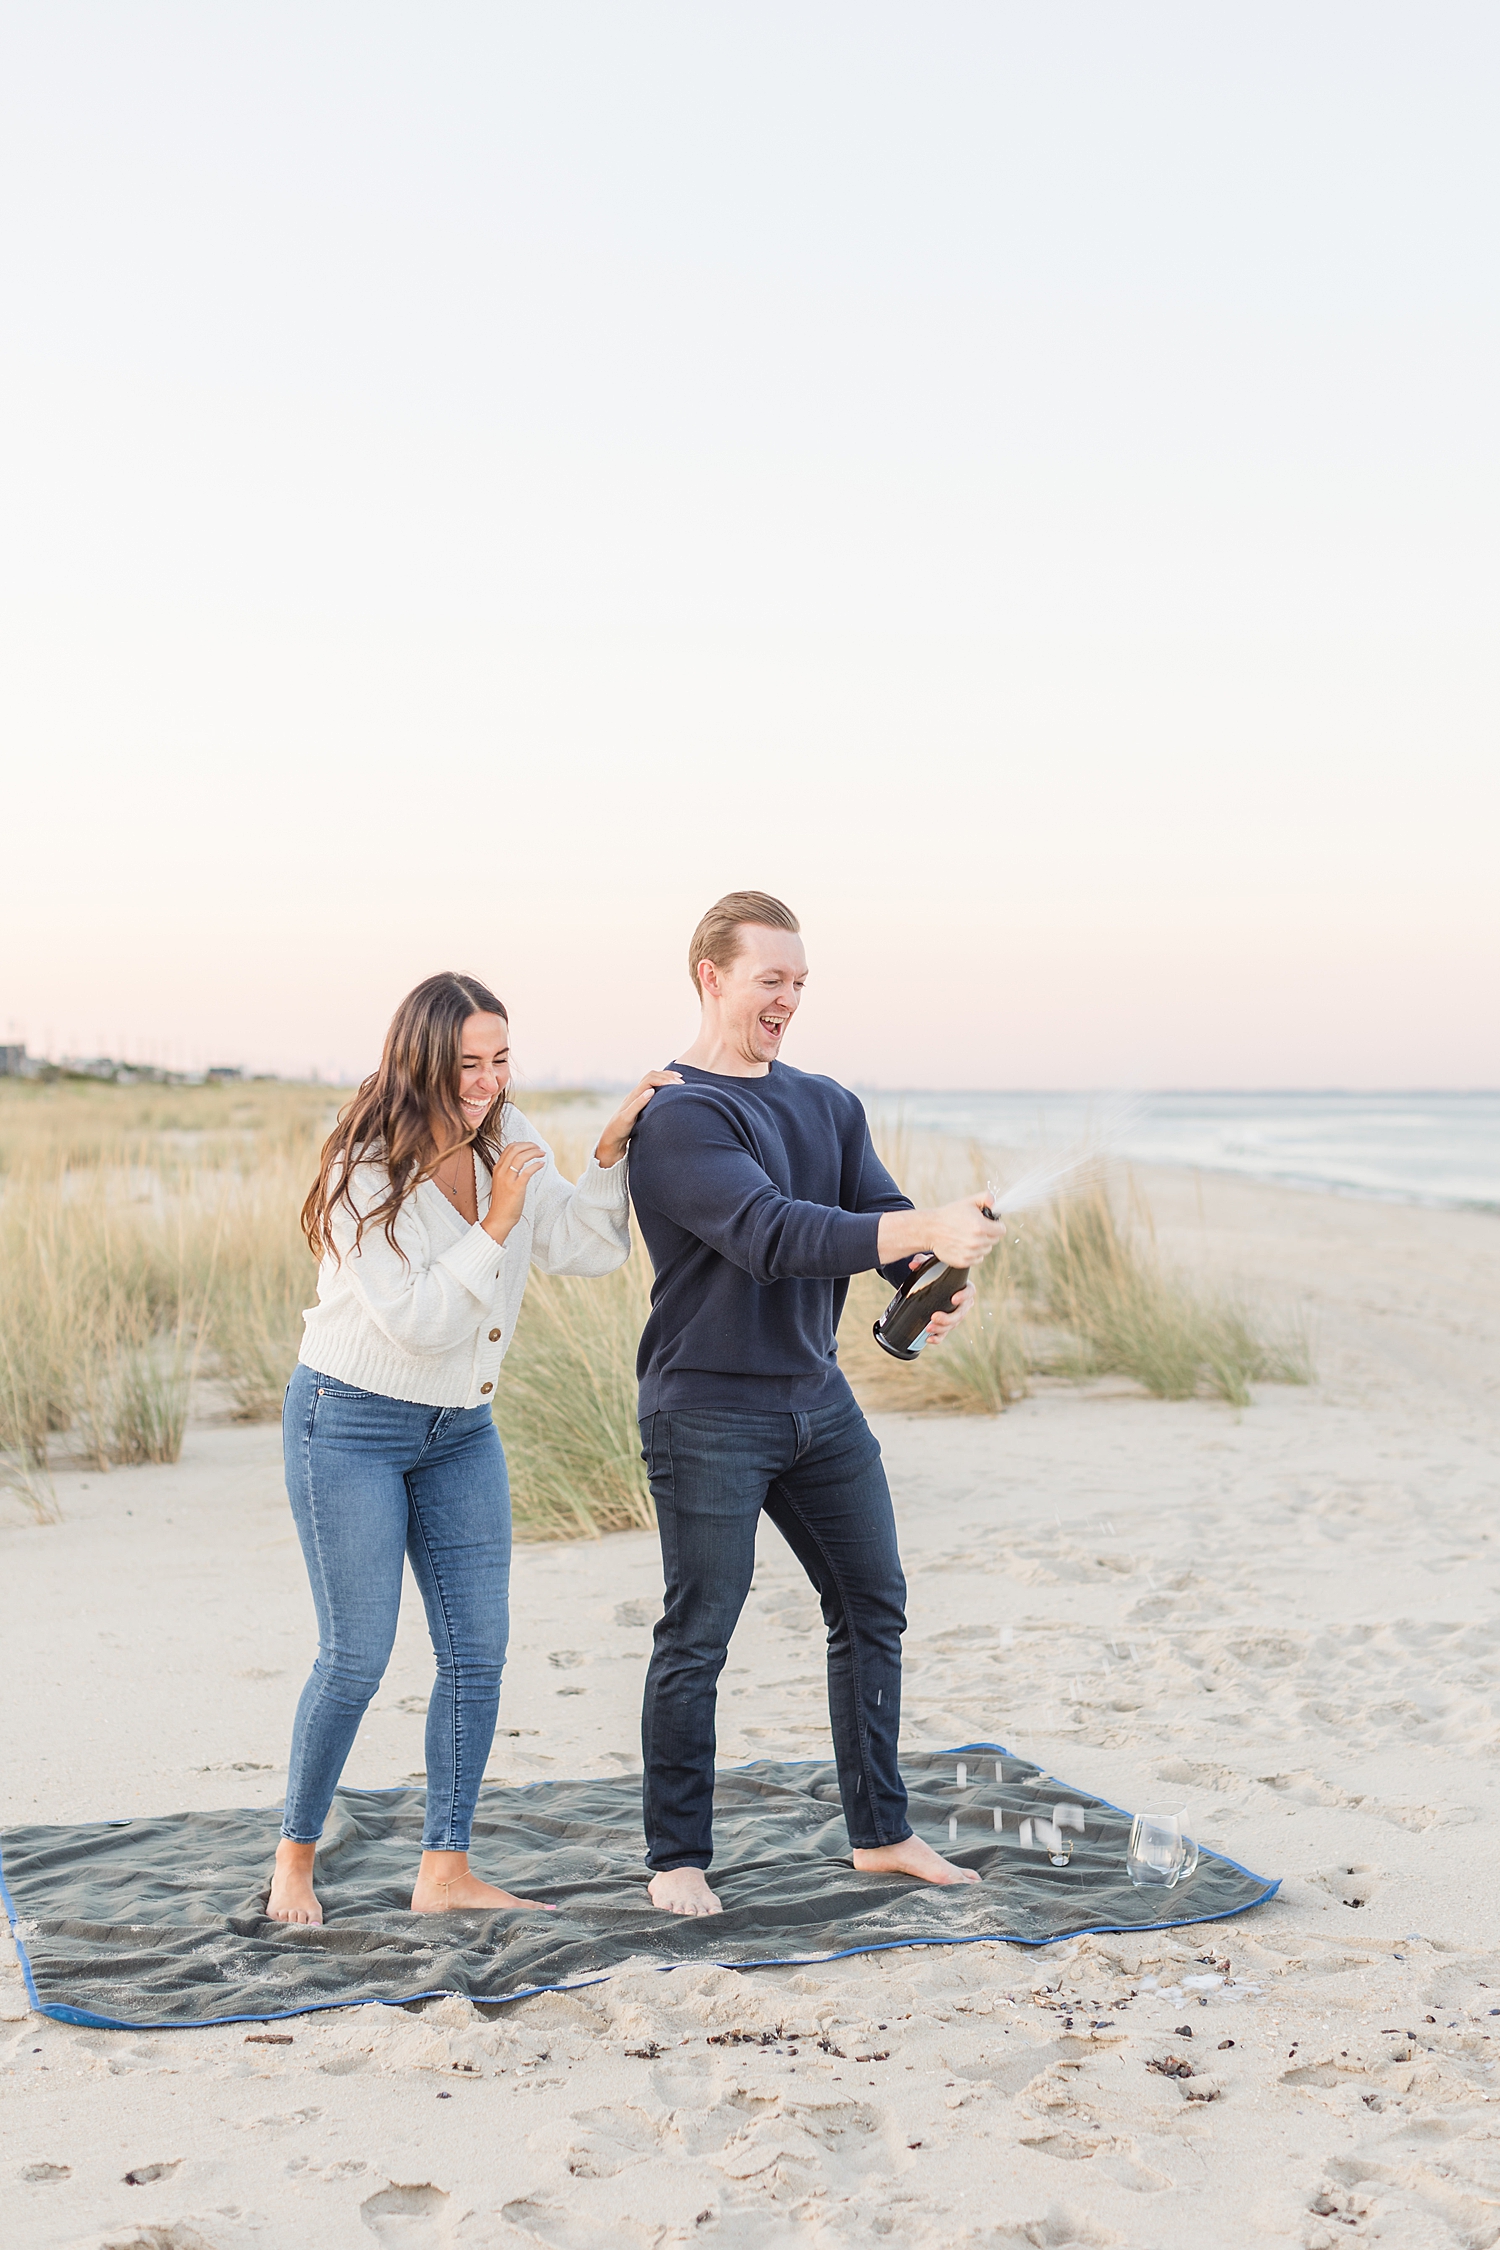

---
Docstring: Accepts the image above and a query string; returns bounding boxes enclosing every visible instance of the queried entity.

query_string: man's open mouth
[759,1017,786,1038]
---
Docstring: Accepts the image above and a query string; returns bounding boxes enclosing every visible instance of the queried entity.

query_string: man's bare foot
[852,1836,981,1887]
[647,1866,722,1917]
[267,1839,323,1926]
[409,1850,553,1914]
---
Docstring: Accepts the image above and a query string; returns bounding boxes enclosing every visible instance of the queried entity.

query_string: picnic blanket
[0,1745,1278,2029]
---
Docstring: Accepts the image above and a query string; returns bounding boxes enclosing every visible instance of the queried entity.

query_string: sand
[4,1166,1499,2250]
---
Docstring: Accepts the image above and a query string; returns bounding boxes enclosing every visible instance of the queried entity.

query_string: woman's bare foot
[267,1839,323,1926]
[648,1866,722,1916]
[409,1850,554,1914]
[852,1836,981,1886]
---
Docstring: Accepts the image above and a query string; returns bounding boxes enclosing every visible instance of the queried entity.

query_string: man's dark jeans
[639,1397,913,1871]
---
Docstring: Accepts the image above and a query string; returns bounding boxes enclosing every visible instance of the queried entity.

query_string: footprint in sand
[1099,2149,1174,2193]
[19,2162,70,2182]
[98,2228,217,2250]
[558,2104,660,2179]
[1282,2056,1371,2089]
[1309,2152,1497,2245]
[236,2107,322,2138]
[1305,1861,1383,1910]
[503,2196,667,2248]
[1008,2210,1123,2247]
[613,1600,657,1628]
[360,2180,452,2244]
[1020,2131,1171,2194]
[1258,1769,1452,1832]
[1156,1756,1250,1794]
[123,2159,182,2185]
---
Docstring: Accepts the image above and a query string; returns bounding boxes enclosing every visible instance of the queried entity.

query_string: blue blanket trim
[0,1743,1280,2032]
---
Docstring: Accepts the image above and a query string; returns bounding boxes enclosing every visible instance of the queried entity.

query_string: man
[627,890,1005,1916]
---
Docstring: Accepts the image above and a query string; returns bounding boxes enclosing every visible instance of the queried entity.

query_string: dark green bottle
[872,1208,996,1362]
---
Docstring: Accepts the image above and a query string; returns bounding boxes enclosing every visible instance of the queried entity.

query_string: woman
[268,970,676,1926]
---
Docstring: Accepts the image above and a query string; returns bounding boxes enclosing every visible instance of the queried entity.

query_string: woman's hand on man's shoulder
[595,1071,685,1168]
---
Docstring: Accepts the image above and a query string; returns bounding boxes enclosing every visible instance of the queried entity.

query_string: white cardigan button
[480,1382,493,1395]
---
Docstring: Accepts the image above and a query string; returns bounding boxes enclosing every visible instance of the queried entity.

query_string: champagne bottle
[872,1207,997,1362]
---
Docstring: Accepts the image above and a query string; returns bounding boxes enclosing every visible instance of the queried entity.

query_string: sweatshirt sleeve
[846,1111,925,1289]
[505,1109,633,1278]
[327,1164,510,1356]
[629,1093,884,1284]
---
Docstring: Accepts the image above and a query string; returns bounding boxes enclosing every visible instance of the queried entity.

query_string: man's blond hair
[687,891,801,995]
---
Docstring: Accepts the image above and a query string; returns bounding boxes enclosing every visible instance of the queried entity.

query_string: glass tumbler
[1126,1811,1198,1888]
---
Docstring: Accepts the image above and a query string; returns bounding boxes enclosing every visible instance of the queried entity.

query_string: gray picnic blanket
[0,1745,1278,2028]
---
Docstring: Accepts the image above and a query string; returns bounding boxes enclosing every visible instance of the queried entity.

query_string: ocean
[856,1090,1500,1213]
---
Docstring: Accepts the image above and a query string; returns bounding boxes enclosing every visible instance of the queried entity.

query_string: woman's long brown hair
[302,972,511,1263]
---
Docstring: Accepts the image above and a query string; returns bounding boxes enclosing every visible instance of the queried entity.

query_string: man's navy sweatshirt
[627,1060,916,1416]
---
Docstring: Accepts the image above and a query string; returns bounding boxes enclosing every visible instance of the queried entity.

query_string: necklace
[434,1147,475,1214]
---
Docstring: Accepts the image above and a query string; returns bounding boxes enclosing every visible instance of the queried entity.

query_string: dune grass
[0,1080,1312,1534]
[494,1246,656,1538]
[194,1158,323,1422]
[0,1080,336,1514]
[0,1174,191,1513]
[1033,1179,1312,1407]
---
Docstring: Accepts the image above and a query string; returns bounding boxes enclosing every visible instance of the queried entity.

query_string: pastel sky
[3,3,1496,1089]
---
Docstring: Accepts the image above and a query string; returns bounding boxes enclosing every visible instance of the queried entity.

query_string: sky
[2,2,1496,1090]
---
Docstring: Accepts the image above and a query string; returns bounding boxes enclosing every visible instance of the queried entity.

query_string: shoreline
[858,1088,1500,1219]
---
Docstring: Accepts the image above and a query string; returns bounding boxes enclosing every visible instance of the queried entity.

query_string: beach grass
[1034,1179,1313,1407]
[0,1159,213,1485]
[0,1084,353,1509]
[486,1128,655,1537]
[494,1250,657,1538]
[0,1080,1312,1534]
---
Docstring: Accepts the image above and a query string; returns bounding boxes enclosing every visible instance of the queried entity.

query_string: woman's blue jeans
[639,1397,913,1871]
[280,1363,511,1852]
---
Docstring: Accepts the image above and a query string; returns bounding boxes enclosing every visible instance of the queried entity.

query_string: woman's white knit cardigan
[296,1106,631,1410]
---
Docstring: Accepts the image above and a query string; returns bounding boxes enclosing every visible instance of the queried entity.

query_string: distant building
[0,1046,256,1087]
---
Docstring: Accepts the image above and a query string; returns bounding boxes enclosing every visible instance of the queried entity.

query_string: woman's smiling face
[457,1010,511,1131]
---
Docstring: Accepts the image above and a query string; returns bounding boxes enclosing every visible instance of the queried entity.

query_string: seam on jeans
[403,1454,464,1852]
[414,1406,447,1461]
[283,1377,335,1842]
[770,1474,901,1849]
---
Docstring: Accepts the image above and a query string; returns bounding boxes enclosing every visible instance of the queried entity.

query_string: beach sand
[4,1167,1499,2249]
